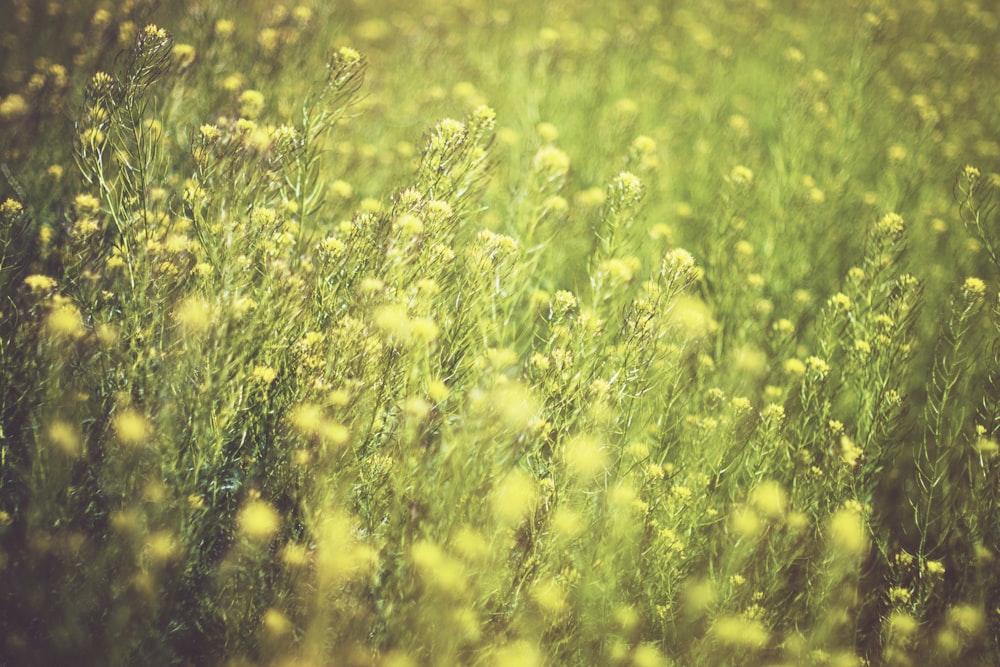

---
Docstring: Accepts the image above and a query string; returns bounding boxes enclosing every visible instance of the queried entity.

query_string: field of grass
[2,0,1000,664]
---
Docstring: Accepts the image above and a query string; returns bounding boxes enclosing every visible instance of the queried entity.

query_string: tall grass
[2,0,999,664]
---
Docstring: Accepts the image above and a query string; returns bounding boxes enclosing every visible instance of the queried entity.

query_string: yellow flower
[532,145,570,178]
[712,614,769,648]
[750,480,787,520]
[962,277,987,300]
[48,420,82,457]
[491,469,537,526]
[0,94,29,120]
[239,499,281,543]
[73,194,100,218]
[24,274,57,292]
[411,540,467,597]
[214,19,235,37]
[47,302,85,339]
[174,295,213,335]
[841,435,863,467]
[828,507,867,557]
[876,212,905,237]
[251,365,277,384]
[729,165,754,185]
[531,578,568,616]
[261,608,292,641]
[925,559,945,576]
[563,433,608,481]
[172,43,196,67]
[113,409,151,446]
[238,89,265,119]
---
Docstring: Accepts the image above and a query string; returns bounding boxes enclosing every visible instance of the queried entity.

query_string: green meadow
[2,0,999,664]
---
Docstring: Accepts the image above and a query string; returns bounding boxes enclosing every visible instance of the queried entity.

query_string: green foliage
[2,0,1000,665]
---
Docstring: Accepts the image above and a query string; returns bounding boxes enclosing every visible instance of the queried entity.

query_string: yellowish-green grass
[2,0,1000,664]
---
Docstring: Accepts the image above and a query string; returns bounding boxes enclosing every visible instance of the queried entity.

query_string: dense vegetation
[2,0,999,664]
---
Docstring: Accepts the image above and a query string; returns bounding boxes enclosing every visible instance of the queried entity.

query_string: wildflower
[261,608,292,641]
[403,396,431,420]
[876,212,905,238]
[783,358,806,377]
[81,127,104,147]
[24,274,57,292]
[887,144,908,162]
[0,94,29,120]
[841,435,863,467]
[394,212,423,236]
[889,611,919,639]
[144,530,178,564]
[888,587,912,605]
[410,317,439,343]
[331,179,353,199]
[662,248,699,281]
[730,506,762,538]
[491,469,537,526]
[251,365,277,384]
[47,302,85,339]
[338,46,362,65]
[731,396,752,414]
[541,194,568,215]
[550,506,585,540]
[113,409,151,446]
[632,644,666,667]
[575,186,605,208]
[925,559,945,576]
[532,145,570,178]
[975,437,998,456]
[962,276,987,300]
[598,257,639,285]
[172,43,196,67]
[564,434,607,481]
[750,480,787,520]
[411,540,467,596]
[536,121,559,142]
[249,206,277,228]
[239,499,281,543]
[805,356,830,377]
[611,171,644,201]
[373,304,413,345]
[91,71,114,90]
[493,640,543,667]
[427,379,449,403]
[712,614,769,648]
[760,403,785,423]
[215,18,235,37]
[281,542,310,568]
[238,89,265,119]
[48,420,82,456]
[73,193,100,217]
[829,292,852,310]
[784,47,805,62]
[141,24,169,43]
[729,165,754,185]
[947,604,985,635]
[828,507,867,557]
[450,527,489,563]
[732,344,767,377]
[531,578,568,616]
[174,295,213,335]
[289,403,350,448]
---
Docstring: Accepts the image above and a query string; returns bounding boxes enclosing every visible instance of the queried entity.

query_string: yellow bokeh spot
[239,499,281,543]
